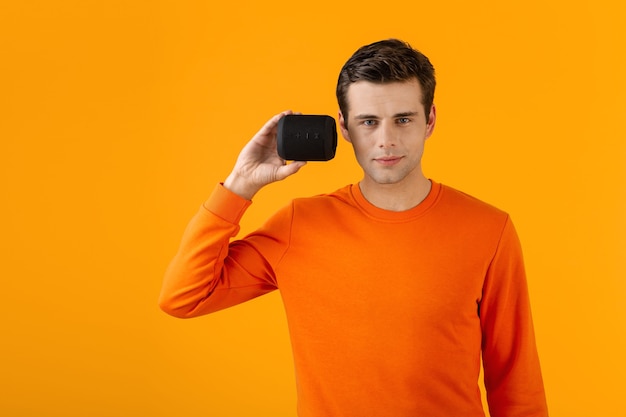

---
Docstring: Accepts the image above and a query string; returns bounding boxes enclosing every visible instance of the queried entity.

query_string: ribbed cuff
[202,183,252,224]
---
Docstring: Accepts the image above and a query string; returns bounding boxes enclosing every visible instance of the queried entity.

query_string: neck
[359,176,432,212]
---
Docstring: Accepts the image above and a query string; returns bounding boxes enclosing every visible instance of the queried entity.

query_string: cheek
[349,140,371,162]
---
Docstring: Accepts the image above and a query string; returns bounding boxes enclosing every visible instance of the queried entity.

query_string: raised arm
[159,111,306,318]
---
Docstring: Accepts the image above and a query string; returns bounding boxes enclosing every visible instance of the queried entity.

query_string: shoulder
[438,183,508,218]
[292,184,355,208]
[432,183,513,238]
[261,185,355,220]
[283,185,358,224]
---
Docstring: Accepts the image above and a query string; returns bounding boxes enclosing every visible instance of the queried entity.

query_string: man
[159,39,548,416]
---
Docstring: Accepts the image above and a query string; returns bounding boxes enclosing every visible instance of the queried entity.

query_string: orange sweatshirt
[160,181,548,417]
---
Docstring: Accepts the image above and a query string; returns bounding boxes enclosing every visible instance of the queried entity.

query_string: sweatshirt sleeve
[158,184,289,318]
[480,216,549,417]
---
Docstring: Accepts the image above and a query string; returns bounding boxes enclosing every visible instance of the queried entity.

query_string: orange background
[1,1,625,416]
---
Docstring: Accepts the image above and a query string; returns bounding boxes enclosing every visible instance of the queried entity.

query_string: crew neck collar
[350,180,441,222]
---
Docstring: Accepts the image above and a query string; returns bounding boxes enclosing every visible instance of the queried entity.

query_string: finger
[257,110,293,136]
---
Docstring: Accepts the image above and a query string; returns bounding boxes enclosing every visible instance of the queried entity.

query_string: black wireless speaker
[277,115,337,161]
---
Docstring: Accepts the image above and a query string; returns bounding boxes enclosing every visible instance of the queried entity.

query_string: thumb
[276,161,307,181]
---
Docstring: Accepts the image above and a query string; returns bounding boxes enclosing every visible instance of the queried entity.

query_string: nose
[377,121,396,148]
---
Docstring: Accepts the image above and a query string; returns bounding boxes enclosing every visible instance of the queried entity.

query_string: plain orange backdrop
[1,1,625,416]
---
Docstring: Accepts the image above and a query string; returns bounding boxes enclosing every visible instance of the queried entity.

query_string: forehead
[345,79,424,116]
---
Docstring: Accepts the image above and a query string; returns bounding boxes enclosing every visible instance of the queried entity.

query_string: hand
[223,111,307,200]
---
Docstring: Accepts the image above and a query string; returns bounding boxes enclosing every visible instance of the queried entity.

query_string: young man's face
[339,78,436,190]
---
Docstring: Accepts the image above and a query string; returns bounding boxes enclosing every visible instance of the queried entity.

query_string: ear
[425,104,437,139]
[338,111,352,143]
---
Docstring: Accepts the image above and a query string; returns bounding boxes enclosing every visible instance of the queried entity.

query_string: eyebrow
[353,111,419,120]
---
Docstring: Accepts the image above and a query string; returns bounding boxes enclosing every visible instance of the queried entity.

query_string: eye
[362,119,377,126]
[397,117,411,124]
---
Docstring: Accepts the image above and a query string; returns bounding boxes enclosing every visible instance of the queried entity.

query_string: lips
[374,156,403,166]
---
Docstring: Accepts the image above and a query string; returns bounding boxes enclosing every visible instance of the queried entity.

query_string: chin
[368,174,406,186]
[365,166,418,186]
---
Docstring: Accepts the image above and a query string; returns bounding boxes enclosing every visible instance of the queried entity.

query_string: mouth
[374,156,403,166]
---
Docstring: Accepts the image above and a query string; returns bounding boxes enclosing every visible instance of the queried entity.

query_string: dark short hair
[336,39,436,122]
